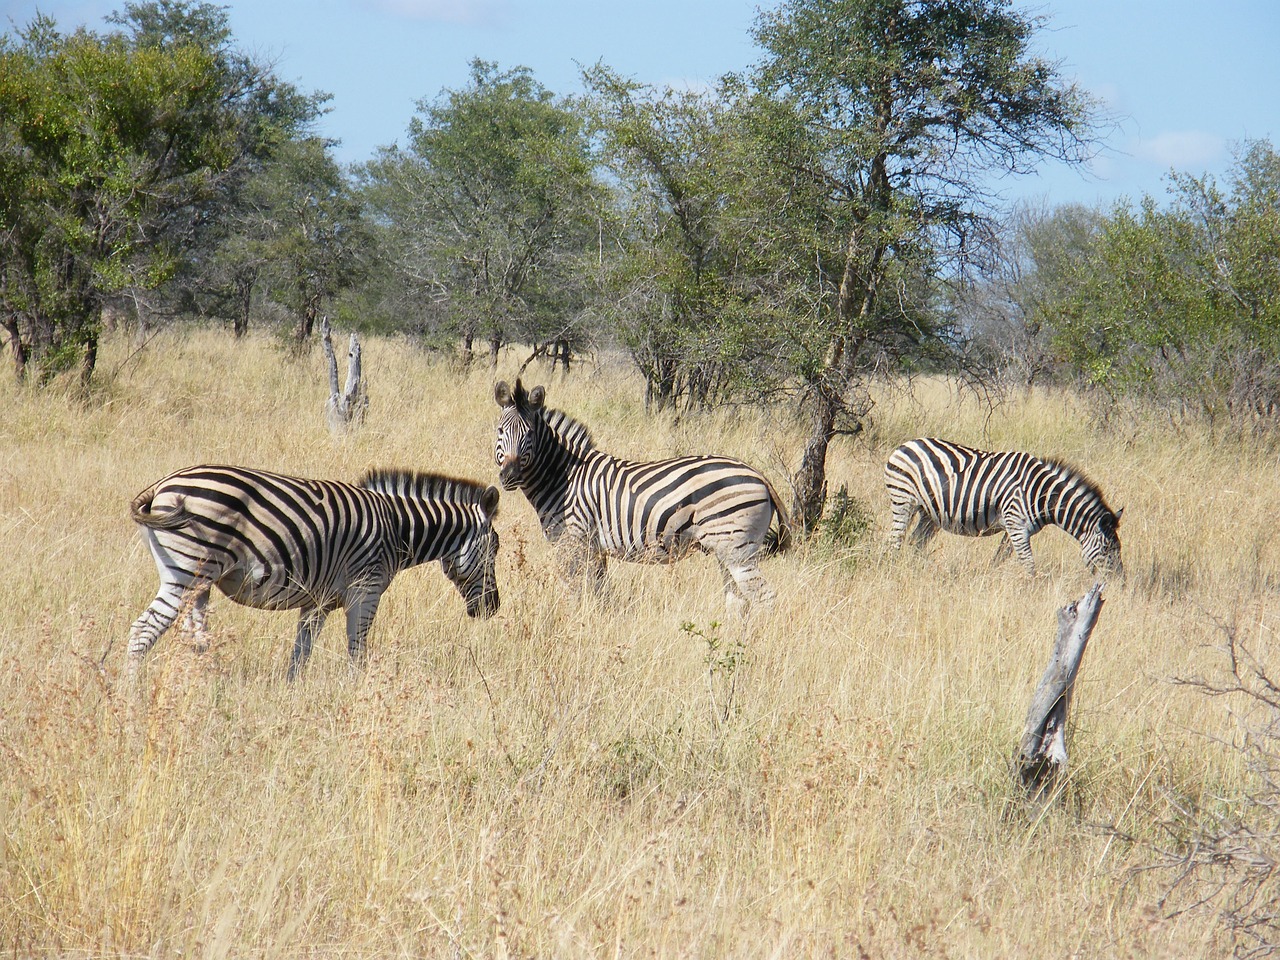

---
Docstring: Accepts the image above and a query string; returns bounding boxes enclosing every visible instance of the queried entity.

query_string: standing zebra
[494,380,791,613]
[884,438,1123,576]
[127,464,501,678]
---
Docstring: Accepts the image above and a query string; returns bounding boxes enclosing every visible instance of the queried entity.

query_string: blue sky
[4,0,1278,209]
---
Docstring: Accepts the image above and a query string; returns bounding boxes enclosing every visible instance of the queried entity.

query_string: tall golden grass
[1,327,1276,957]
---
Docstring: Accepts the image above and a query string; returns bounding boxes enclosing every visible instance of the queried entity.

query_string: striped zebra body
[884,438,1123,576]
[128,464,500,678]
[494,380,790,612]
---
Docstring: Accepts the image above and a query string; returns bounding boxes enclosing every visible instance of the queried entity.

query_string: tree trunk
[1017,582,1105,799]
[488,334,501,369]
[322,316,368,433]
[791,389,839,535]
[460,327,475,368]
[78,324,99,390]
[233,274,253,338]
[1,313,29,381]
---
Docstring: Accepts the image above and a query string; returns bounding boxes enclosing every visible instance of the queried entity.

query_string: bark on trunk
[1,314,28,381]
[791,390,839,535]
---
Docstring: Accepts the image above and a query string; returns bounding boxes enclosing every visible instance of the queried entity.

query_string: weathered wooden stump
[1017,582,1105,799]
[321,316,368,433]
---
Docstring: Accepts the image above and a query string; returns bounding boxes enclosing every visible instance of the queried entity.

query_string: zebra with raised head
[494,379,791,613]
[884,438,1123,576]
[127,464,501,678]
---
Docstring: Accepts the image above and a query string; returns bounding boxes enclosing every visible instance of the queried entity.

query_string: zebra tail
[130,487,193,530]
[762,481,794,555]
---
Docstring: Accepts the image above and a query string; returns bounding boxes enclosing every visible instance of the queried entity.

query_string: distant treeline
[4,0,1278,522]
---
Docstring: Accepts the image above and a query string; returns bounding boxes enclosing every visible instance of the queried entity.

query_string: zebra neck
[522,434,594,537]
[390,498,453,567]
[1034,467,1103,539]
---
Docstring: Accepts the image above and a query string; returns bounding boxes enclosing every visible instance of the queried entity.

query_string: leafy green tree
[0,3,324,383]
[742,0,1099,531]
[1044,139,1280,426]
[584,66,756,410]
[0,16,239,383]
[244,138,370,344]
[107,0,328,339]
[358,59,604,365]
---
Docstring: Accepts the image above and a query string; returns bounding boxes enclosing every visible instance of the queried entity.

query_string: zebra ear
[1114,506,1124,525]
[494,381,513,407]
[481,485,500,518]
[528,385,546,409]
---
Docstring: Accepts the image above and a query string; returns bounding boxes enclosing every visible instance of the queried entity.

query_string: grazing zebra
[127,464,501,678]
[884,438,1123,576]
[494,379,791,613]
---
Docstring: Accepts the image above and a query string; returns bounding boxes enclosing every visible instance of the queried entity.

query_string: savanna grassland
[2,328,1277,958]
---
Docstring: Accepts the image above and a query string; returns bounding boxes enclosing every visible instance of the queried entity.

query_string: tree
[0,16,235,382]
[743,0,1099,532]
[584,66,755,410]
[1042,139,1280,426]
[358,60,604,365]
[0,3,324,383]
[247,138,370,344]
[107,0,328,340]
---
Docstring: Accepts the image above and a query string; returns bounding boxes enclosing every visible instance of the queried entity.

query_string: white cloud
[1133,130,1225,170]
[356,0,509,26]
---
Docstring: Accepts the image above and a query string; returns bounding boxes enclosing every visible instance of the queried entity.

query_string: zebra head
[494,379,546,491]
[441,484,502,618]
[1080,506,1124,578]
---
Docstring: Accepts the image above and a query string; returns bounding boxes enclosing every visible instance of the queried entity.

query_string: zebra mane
[541,408,597,457]
[1041,457,1116,515]
[359,469,491,504]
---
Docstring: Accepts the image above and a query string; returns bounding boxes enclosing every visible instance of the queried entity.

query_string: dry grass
[2,327,1276,958]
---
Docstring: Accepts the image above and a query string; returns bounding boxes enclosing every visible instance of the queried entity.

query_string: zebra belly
[597,511,699,563]
[215,563,335,612]
[937,517,1005,537]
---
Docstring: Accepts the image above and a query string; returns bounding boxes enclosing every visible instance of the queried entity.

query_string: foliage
[583,67,781,410]
[0,2,325,382]
[243,138,370,344]
[356,59,605,363]
[1035,140,1280,429]
[741,0,1099,531]
[815,483,876,554]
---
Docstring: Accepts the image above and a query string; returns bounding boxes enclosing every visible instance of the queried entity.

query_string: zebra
[884,438,1123,576]
[494,379,791,613]
[127,464,501,678]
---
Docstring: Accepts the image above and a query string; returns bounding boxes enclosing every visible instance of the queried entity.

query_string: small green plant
[682,620,749,733]
[817,483,874,551]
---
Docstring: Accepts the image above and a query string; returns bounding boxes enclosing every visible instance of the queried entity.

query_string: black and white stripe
[127,464,500,678]
[884,438,1123,575]
[494,380,790,612]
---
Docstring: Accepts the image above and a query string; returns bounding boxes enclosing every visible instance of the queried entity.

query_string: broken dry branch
[1017,581,1105,799]
[322,316,368,433]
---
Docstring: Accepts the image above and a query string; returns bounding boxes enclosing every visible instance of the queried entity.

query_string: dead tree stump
[321,316,368,433]
[1017,582,1105,799]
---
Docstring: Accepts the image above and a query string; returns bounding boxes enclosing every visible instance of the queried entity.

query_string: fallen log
[1017,582,1105,799]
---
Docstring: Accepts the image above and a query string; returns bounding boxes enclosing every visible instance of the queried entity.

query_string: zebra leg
[906,516,939,551]
[128,578,208,676]
[989,534,1014,567]
[180,585,213,651]
[562,537,607,594]
[720,559,775,617]
[1006,528,1037,575]
[343,591,384,671]
[887,500,919,550]
[288,606,331,681]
